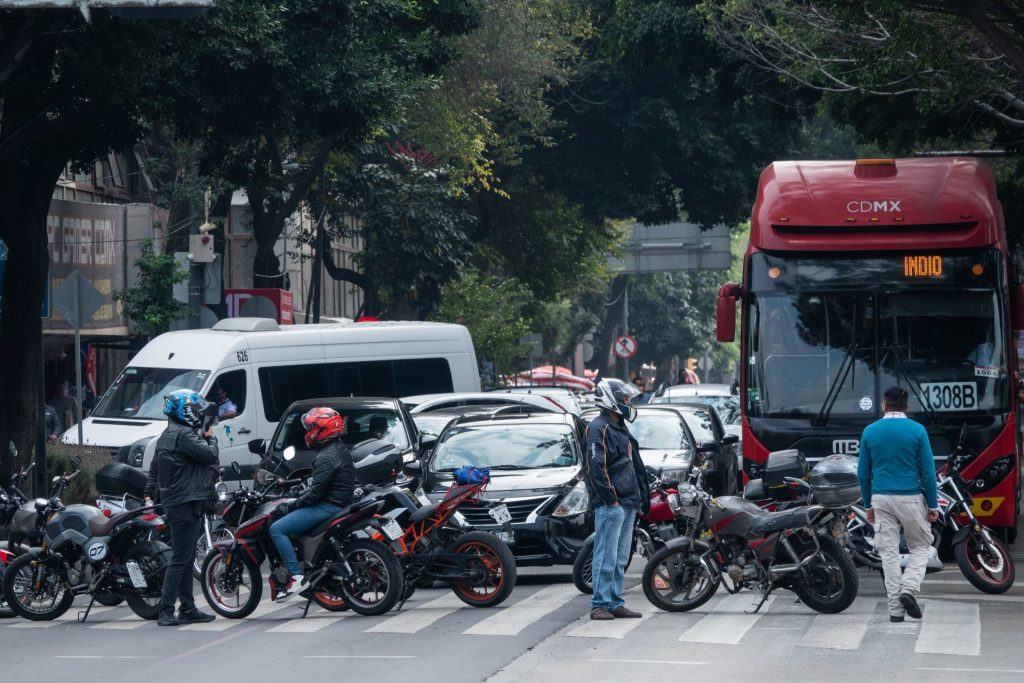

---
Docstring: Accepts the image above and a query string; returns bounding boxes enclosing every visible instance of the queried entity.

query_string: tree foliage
[113,240,188,338]
[432,270,531,378]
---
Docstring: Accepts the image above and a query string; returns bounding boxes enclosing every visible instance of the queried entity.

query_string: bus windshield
[93,367,211,420]
[747,289,1008,419]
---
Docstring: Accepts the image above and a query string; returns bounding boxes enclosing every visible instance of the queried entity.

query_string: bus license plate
[125,561,148,589]
[488,504,512,525]
[492,530,514,545]
[920,382,977,412]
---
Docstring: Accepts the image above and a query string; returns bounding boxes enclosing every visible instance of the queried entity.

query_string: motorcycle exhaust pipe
[768,553,817,577]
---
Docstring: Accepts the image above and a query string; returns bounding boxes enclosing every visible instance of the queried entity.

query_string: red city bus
[717,157,1023,541]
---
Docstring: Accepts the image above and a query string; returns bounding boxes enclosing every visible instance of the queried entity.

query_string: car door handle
[238,428,252,435]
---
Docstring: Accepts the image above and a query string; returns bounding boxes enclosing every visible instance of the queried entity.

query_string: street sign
[613,335,638,360]
[608,222,731,274]
[53,270,107,328]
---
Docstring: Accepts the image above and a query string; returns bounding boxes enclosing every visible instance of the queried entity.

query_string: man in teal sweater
[858,385,939,622]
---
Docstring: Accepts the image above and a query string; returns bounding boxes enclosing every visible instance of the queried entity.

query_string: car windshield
[412,414,457,438]
[652,394,739,425]
[630,413,692,451]
[92,367,210,419]
[273,407,409,452]
[430,423,579,472]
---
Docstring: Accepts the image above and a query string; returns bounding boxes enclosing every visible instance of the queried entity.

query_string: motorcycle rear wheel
[642,544,719,612]
[450,531,517,607]
[123,541,173,620]
[2,554,74,621]
[954,531,1015,594]
[793,536,859,614]
[336,539,403,616]
[201,548,263,618]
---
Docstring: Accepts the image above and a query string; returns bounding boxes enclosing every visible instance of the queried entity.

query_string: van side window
[259,365,329,422]
[332,360,396,397]
[206,369,246,418]
[393,358,453,396]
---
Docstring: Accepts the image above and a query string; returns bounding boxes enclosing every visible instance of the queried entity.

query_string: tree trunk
[251,210,285,289]
[598,275,627,378]
[0,156,65,485]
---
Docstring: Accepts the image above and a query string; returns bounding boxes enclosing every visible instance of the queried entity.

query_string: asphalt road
[4,557,1024,682]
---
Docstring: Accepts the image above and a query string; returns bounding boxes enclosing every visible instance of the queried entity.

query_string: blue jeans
[591,504,636,610]
[269,502,342,575]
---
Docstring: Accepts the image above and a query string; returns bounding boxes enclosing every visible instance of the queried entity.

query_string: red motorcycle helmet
[301,407,345,448]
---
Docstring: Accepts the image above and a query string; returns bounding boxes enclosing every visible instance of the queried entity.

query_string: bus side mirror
[1012,284,1024,331]
[717,283,741,342]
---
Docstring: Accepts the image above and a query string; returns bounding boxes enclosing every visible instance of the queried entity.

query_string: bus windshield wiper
[813,343,857,427]
[885,343,940,425]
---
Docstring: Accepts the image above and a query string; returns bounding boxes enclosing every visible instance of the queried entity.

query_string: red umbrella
[516,365,594,391]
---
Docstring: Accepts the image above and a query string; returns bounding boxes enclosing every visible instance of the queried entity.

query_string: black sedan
[418,412,591,566]
[636,403,739,495]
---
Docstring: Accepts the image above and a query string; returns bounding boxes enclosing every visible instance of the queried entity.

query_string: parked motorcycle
[200,448,404,618]
[2,467,171,621]
[845,424,1014,594]
[369,456,517,608]
[641,456,859,614]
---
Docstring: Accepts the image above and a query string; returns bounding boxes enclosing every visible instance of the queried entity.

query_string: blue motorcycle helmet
[164,389,208,429]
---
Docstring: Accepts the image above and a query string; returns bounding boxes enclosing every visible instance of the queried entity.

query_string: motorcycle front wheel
[642,544,719,612]
[572,544,594,595]
[201,548,263,618]
[793,536,859,614]
[123,541,173,620]
[450,531,517,607]
[193,522,234,580]
[2,554,74,621]
[954,531,1015,594]
[336,539,403,616]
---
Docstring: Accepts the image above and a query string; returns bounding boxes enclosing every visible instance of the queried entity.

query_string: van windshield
[93,367,210,420]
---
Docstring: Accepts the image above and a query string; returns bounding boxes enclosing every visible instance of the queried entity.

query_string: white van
[62,318,480,477]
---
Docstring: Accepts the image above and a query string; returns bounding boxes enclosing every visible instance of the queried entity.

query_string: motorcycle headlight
[215,482,228,502]
[553,481,589,517]
[660,469,691,484]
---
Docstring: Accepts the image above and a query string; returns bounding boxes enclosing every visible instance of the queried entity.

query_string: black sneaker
[177,607,216,624]
[889,615,905,623]
[899,593,922,619]
[157,610,179,627]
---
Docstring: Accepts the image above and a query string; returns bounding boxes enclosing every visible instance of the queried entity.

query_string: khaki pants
[873,493,933,617]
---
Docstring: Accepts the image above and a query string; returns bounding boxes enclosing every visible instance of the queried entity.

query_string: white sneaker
[276,574,309,602]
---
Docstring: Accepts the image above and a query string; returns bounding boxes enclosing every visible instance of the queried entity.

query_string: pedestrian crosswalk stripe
[795,600,876,650]
[679,592,775,645]
[565,587,656,639]
[914,601,980,656]
[464,585,580,636]
[367,592,466,634]
[7,605,118,628]
[179,598,297,631]
[267,608,353,633]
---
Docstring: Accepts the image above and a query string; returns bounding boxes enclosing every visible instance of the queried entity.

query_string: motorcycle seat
[743,479,767,500]
[748,507,810,536]
[409,503,439,524]
[88,509,137,537]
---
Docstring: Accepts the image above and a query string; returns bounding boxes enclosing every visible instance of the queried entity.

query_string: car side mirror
[248,439,267,456]
[403,459,422,476]
[697,441,718,452]
[417,434,437,453]
[722,434,739,446]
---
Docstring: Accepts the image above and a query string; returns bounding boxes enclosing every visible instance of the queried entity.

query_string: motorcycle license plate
[492,530,514,545]
[488,504,512,525]
[381,519,404,541]
[125,561,148,589]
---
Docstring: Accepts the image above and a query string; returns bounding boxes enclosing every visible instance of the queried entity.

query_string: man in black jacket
[585,379,649,620]
[269,406,354,601]
[156,390,219,626]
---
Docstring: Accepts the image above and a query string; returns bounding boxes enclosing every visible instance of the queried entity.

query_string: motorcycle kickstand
[78,594,98,623]
[746,586,774,615]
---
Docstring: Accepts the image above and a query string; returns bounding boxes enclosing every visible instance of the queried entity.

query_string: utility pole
[187,163,201,329]
[311,162,326,324]
[620,276,629,380]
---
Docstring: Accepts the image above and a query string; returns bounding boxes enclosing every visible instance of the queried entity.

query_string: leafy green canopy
[113,240,188,337]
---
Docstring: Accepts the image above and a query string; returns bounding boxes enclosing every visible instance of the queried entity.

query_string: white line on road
[464,585,579,636]
[795,600,876,651]
[8,606,118,628]
[266,609,353,633]
[589,659,707,665]
[303,655,416,659]
[367,592,466,634]
[178,599,295,631]
[565,588,658,639]
[914,601,980,656]
[54,656,148,659]
[915,668,1024,674]
[679,593,774,645]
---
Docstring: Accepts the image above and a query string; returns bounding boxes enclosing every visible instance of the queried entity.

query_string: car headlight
[660,468,691,483]
[553,481,589,517]
[120,437,154,467]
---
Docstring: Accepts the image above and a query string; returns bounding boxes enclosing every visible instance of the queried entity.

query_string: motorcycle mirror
[52,475,60,483]
[231,461,241,475]
[72,456,82,468]
[283,446,296,461]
